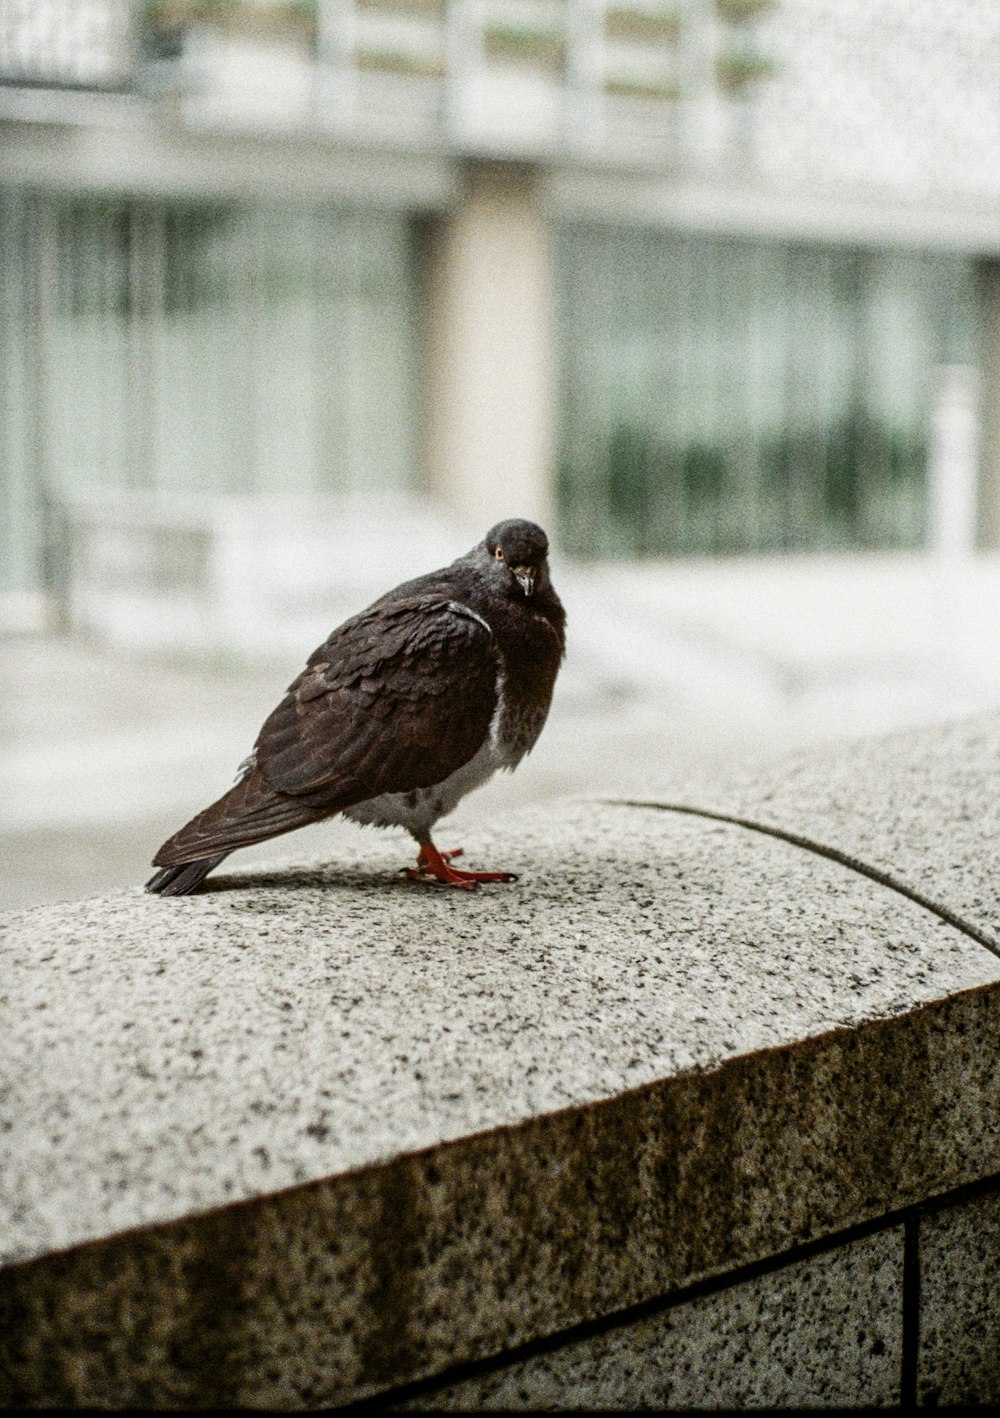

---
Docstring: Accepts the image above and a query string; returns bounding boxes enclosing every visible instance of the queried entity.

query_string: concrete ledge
[3,718,1000,1407]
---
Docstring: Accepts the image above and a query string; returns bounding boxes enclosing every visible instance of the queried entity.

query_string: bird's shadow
[192,865,472,900]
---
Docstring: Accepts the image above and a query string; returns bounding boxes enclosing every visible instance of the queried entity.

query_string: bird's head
[483,519,551,600]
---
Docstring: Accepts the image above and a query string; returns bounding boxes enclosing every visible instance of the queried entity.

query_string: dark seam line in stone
[603,798,1000,963]
[343,1170,1000,1413]
[901,1215,920,1406]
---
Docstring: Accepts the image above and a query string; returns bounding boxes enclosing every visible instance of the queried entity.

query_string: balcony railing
[0,1,782,165]
[0,0,135,89]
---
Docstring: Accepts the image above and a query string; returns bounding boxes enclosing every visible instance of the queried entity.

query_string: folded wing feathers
[153,595,498,863]
[254,597,497,800]
[151,768,325,866]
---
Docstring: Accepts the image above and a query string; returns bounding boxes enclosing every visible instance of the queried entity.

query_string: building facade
[2,0,999,632]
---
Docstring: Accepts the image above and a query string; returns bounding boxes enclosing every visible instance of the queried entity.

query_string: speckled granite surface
[395,1228,904,1410]
[3,717,1000,1406]
[629,710,1000,951]
[3,801,997,1273]
[919,1190,1000,1405]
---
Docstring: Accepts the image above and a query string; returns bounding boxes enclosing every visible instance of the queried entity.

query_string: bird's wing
[151,765,326,866]
[253,595,499,810]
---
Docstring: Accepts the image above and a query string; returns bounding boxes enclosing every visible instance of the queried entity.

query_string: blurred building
[1,0,999,651]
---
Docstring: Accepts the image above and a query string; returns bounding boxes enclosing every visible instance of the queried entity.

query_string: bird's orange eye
[495,547,505,561]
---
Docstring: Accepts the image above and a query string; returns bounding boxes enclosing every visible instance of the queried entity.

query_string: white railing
[0,2,781,164]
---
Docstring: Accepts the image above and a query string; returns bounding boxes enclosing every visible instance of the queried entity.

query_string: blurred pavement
[5,549,1000,912]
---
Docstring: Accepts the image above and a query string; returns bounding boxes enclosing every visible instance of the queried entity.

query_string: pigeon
[146,518,565,894]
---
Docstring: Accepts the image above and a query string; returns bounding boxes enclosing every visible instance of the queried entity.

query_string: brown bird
[146,518,565,894]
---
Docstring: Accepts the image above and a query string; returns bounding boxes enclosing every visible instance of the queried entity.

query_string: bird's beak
[513,565,536,597]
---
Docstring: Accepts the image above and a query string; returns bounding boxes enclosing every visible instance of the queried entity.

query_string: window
[0,192,419,595]
[556,226,982,557]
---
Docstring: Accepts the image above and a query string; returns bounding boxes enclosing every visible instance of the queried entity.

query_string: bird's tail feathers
[148,769,326,888]
[146,854,228,896]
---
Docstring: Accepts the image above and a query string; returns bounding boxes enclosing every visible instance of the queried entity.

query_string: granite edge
[2,980,999,1407]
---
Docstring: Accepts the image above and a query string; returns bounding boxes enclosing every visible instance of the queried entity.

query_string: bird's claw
[404,866,479,891]
[404,843,518,889]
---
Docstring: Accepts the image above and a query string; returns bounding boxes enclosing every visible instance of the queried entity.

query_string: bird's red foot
[405,843,518,890]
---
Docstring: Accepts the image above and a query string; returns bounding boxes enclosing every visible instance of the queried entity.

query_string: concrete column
[979,262,1000,548]
[929,364,980,564]
[421,161,556,534]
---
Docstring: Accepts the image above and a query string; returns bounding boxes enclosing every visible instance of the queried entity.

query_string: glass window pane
[556,226,981,558]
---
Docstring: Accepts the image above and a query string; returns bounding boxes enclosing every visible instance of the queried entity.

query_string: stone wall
[2,715,999,1407]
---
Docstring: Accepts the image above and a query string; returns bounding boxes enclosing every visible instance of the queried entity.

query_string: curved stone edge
[604,798,1000,959]
[619,714,1000,957]
[2,982,998,1409]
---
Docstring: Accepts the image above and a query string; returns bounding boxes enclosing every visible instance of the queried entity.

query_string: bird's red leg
[405,841,517,889]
